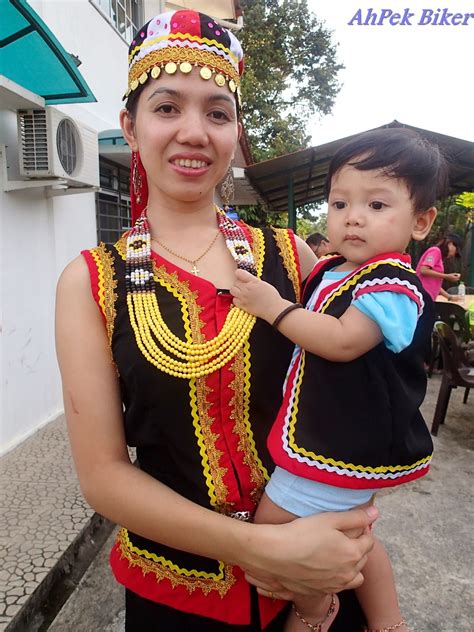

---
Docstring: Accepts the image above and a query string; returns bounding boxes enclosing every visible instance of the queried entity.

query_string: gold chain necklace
[151,230,220,275]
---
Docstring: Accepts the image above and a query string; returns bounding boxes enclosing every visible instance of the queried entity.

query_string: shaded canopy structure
[245,121,474,227]
[0,0,95,104]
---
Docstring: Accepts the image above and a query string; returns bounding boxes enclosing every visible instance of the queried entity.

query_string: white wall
[1,1,130,452]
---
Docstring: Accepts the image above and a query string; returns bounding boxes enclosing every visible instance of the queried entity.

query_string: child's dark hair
[324,128,449,212]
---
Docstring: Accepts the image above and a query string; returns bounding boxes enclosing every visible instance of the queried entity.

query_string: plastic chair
[431,322,474,436]
[433,302,471,343]
[427,302,472,377]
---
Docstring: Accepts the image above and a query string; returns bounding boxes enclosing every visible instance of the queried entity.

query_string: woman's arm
[56,256,376,595]
[419,265,460,283]
[231,270,382,361]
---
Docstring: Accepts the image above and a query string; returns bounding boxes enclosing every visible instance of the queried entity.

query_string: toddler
[231,128,446,632]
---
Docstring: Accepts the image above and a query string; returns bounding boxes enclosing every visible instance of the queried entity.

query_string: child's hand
[230,269,287,322]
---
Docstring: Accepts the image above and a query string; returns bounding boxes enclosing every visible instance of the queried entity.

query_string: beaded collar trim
[125,207,257,379]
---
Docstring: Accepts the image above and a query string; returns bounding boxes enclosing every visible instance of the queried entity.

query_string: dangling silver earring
[220,165,234,208]
[132,151,143,205]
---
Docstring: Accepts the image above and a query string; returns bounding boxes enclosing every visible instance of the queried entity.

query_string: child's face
[327,164,435,268]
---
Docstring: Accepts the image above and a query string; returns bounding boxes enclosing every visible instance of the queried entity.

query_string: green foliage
[239,0,343,161]
[297,211,327,239]
[456,192,474,210]
[431,196,471,240]
[237,204,287,227]
[237,202,327,236]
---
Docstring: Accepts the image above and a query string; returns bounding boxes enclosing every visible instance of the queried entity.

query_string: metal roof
[245,121,474,213]
[0,0,96,104]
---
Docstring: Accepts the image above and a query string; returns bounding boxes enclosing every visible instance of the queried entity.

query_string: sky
[306,0,474,145]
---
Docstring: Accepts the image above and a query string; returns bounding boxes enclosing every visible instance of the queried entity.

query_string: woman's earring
[220,165,234,208]
[132,152,143,205]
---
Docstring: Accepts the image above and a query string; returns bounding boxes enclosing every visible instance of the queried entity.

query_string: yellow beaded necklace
[125,207,261,379]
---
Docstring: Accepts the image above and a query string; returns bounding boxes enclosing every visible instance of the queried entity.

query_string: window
[96,158,131,245]
[91,0,143,42]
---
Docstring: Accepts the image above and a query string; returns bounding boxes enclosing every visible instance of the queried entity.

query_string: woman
[441,234,462,292]
[55,11,376,631]
[416,235,461,301]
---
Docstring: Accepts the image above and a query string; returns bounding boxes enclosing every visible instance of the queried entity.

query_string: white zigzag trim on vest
[351,277,425,313]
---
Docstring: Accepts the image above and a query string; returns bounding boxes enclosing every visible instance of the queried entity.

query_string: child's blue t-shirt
[315,269,418,353]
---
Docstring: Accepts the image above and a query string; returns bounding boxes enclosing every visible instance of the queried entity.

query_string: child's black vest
[267,252,434,489]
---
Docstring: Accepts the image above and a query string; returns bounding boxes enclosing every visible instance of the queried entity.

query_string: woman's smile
[169,152,212,177]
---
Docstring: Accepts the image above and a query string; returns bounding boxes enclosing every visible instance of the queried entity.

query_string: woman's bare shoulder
[57,254,92,298]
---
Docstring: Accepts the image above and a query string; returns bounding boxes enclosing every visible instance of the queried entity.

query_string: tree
[239,0,343,162]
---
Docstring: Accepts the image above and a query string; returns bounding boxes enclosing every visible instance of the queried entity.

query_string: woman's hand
[230,269,288,323]
[445,272,461,282]
[240,506,378,600]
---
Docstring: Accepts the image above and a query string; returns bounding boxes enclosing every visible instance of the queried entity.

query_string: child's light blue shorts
[265,466,379,517]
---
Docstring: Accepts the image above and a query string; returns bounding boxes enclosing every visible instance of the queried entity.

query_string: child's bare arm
[231,269,382,362]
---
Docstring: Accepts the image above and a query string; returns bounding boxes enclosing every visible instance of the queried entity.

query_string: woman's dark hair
[324,128,449,212]
[438,233,462,258]
[125,89,140,120]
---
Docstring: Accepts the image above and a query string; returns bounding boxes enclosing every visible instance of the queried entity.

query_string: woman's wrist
[228,521,278,571]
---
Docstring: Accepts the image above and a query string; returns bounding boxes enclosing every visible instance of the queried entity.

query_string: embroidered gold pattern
[227,226,268,505]
[130,33,239,65]
[230,343,268,501]
[128,48,239,90]
[196,378,229,508]
[90,243,118,345]
[116,529,236,596]
[272,228,301,302]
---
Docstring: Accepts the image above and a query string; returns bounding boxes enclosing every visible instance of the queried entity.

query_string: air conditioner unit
[17,107,99,187]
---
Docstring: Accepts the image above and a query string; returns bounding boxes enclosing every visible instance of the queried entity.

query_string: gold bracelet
[272,303,303,328]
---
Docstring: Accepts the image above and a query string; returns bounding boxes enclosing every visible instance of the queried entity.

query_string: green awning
[0,0,96,104]
[99,130,128,146]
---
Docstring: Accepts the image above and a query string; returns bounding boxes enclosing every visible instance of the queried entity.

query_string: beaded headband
[124,10,244,106]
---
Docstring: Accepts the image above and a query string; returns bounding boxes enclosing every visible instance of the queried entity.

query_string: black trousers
[125,588,365,631]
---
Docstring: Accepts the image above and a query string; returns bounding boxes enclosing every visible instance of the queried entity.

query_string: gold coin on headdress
[200,67,212,80]
[151,66,161,79]
[164,62,177,75]
[139,72,148,84]
[131,79,139,90]
[214,74,226,87]
[180,62,192,74]
[228,79,236,93]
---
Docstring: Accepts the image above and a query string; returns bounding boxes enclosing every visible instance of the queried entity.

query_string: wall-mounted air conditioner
[17,107,99,188]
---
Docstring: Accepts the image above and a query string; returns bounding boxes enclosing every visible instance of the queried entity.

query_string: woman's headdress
[124,10,245,221]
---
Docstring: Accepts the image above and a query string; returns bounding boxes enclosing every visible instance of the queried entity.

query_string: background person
[55,11,376,631]
[306,232,332,258]
[416,236,461,300]
[441,233,462,292]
